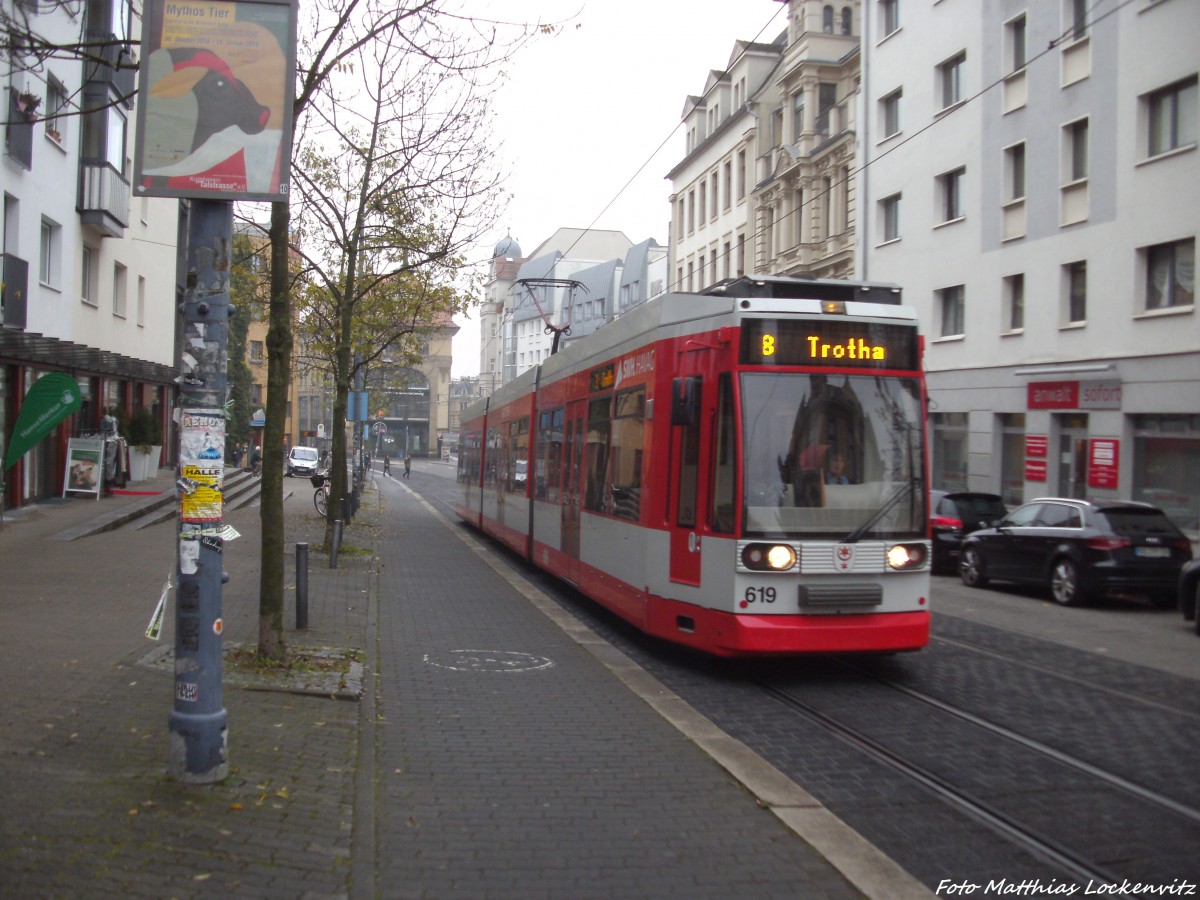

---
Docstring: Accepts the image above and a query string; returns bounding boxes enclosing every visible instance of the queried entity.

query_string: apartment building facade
[667,0,862,292]
[2,0,179,507]
[858,0,1198,535]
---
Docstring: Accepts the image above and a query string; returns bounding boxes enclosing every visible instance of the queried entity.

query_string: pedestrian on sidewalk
[383,455,391,475]
[403,454,411,478]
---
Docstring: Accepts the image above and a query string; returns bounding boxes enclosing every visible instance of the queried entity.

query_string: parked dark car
[930,490,1008,574]
[959,498,1193,607]
[1179,558,1200,634]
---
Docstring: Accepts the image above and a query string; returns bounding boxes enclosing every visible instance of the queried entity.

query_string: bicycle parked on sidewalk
[312,471,329,516]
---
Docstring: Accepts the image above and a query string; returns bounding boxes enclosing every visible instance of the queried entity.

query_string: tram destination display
[740,319,919,370]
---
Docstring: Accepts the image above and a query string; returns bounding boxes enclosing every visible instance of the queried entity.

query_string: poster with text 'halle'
[133,0,297,202]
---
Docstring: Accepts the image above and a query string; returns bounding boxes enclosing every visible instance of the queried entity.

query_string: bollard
[330,519,342,569]
[296,542,309,629]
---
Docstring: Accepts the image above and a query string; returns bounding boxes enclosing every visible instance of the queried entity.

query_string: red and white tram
[456,276,931,657]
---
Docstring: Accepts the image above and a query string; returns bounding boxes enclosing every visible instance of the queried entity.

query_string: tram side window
[609,387,646,521]
[584,397,612,513]
[508,416,529,493]
[677,383,702,528]
[457,430,481,483]
[537,408,564,502]
[710,375,735,533]
[485,425,503,485]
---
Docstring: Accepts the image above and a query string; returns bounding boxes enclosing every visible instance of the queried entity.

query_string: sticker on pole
[179,410,225,523]
[176,681,199,702]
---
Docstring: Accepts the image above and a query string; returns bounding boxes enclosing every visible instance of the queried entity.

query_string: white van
[286,446,320,478]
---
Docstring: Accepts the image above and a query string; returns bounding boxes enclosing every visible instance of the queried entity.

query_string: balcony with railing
[78,160,130,238]
[84,30,136,104]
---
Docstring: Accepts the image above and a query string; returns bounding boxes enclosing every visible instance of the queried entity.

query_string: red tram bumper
[647,601,931,658]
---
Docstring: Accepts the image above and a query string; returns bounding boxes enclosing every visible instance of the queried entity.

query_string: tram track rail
[929,630,1200,723]
[759,681,1124,887]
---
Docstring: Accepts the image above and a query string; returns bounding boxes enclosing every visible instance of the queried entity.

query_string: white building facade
[859,0,1199,535]
[3,0,180,506]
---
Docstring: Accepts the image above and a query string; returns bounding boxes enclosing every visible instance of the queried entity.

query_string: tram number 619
[744,586,777,605]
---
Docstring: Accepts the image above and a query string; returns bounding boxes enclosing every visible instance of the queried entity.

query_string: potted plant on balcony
[125,407,162,482]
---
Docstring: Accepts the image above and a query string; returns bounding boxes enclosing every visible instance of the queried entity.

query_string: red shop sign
[1025,459,1047,482]
[1025,435,1048,458]
[1028,381,1079,409]
[1088,439,1120,489]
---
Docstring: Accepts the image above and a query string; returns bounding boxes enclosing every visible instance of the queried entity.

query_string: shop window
[997,413,1025,506]
[1133,414,1199,533]
[932,412,968,492]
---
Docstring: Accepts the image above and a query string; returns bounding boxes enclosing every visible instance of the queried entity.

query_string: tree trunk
[257,201,293,660]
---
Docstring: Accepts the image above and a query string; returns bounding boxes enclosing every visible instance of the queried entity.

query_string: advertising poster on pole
[133,0,297,202]
[179,410,225,523]
[63,438,104,499]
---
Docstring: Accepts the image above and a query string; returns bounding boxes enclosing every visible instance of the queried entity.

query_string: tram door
[669,376,705,587]
[561,401,586,578]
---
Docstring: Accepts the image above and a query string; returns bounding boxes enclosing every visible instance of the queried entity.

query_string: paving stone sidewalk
[0,473,374,897]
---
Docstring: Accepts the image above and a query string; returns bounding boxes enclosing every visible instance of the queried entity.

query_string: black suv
[930,491,1008,574]
[959,498,1192,606]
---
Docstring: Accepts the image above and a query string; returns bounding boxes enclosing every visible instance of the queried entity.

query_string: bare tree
[256,2,550,658]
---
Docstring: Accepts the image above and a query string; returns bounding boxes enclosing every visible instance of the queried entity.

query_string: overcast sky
[451,0,786,377]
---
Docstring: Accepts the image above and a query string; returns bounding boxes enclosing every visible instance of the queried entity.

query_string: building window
[112,262,127,318]
[1004,273,1024,332]
[880,0,899,36]
[938,285,965,337]
[39,218,61,288]
[81,245,97,305]
[250,340,265,364]
[1146,76,1197,158]
[881,89,901,138]
[1065,261,1087,324]
[880,193,901,243]
[1066,0,1088,41]
[676,198,685,239]
[1144,238,1195,310]
[939,52,966,110]
[939,167,965,222]
[710,171,719,219]
[793,89,805,141]
[841,7,852,35]
[816,83,837,135]
[736,233,745,277]
[823,4,834,32]
[722,160,732,209]
[687,190,695,232]
[998,413,1026,506]
[137,275,145,326]
[1005,142,1025,202]
[44,76,68,144]
[1064,118,1089,182]
[698,182,707,228]
[932,412,969,492]
[737,149,747,200]
[1006,13,1027,73]
[1132,414,1200,533]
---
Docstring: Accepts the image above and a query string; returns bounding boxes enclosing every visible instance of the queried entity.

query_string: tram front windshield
[741,373,926,540]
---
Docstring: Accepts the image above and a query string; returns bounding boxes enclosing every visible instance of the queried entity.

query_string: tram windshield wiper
[841,478,916,544]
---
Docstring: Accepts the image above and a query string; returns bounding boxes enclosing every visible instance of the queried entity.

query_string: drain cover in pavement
[424,650,554,673]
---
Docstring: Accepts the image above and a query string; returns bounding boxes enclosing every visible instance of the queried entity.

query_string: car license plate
[1135,547,1169,558]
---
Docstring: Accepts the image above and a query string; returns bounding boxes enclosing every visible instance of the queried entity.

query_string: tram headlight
[740,543,798,572]
[886,542,928,570]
